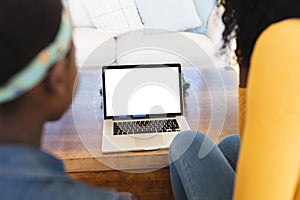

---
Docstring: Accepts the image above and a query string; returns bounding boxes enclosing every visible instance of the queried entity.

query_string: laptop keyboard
[113,119,181,135]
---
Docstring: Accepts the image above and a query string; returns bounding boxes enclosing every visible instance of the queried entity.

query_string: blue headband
[0,10,72,104]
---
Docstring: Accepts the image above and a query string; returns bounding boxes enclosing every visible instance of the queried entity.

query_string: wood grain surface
[42,65,238,199]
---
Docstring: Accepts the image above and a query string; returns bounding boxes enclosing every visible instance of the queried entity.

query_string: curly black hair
[221,0,300,68]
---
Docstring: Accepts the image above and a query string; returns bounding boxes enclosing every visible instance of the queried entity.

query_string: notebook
[101,63,190,153]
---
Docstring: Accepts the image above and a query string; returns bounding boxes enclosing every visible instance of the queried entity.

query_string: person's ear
[44,59,68,96]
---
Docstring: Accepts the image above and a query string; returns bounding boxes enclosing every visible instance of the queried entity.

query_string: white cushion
[82,0,143,36]
[65,0,94,27]
[116,30,215,66]
[188,0,217,34]
[135,0,202,32]
[117,49,187,65]
[73,28,116,68]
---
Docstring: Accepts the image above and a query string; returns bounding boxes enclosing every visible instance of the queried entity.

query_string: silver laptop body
[102,63,190,153]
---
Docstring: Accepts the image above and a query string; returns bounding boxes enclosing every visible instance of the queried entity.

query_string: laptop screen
[102,64,183,119]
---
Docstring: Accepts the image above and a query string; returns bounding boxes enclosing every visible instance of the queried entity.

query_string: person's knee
[217,134,240,170]
[169,131,208,162]
[218,134,240,152]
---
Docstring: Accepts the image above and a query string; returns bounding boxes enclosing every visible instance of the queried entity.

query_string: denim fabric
[169,131,240,200]
[218,134,240,171]
[0,145,129,200]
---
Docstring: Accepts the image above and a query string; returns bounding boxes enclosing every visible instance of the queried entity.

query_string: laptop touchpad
[134,134,164,149]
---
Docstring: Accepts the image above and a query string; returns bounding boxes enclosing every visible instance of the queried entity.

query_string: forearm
[238,87,246,140]
[239,66,249,88]
[238,65,249,140]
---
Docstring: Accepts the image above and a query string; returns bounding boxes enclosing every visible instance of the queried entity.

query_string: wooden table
[42,65,238,200]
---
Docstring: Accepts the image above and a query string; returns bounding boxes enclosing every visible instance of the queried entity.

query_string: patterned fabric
[82,0,143,36]
[0,10,72,104]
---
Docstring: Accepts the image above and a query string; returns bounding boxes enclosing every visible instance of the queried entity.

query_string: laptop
[101,63,190,153]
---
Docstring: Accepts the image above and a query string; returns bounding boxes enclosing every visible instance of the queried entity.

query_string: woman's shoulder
[251,19,300,64]
[255,19,300,48]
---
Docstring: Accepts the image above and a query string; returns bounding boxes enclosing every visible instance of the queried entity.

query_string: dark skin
[239,66,250,88]
[0,50,250,145]
[0,44,78,148]
[0,42,135,199]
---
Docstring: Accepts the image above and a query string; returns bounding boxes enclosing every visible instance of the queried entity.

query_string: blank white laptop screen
[104,65,182,118]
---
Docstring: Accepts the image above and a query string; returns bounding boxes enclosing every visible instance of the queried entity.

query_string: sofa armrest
[206,6,225,46]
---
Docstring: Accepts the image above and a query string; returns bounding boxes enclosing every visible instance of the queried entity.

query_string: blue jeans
[169,131,240,200]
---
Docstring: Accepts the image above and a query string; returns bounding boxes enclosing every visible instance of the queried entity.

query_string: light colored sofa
[64,0,226,69]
